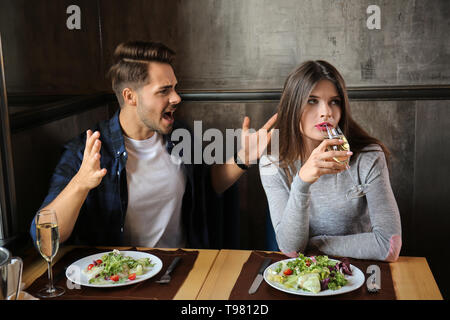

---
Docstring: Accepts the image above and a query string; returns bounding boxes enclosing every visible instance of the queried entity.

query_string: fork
[155,256,181,284]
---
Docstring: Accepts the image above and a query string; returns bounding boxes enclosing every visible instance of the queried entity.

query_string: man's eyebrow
[158,84,175,89]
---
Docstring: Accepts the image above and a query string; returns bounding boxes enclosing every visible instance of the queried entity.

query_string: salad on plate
[82,249,155,284]
[266,254,353,294]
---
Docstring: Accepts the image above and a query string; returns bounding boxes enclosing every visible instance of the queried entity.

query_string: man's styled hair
[107,41,175,106]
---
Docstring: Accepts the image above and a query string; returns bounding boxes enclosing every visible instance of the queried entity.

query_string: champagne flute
[35,209,65,298]
[322,124,370,199]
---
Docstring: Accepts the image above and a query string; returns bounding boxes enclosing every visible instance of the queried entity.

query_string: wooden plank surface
[197,249,251,300]
[22,246,219,300]
[197,250,443,300]
[390,256,443,300]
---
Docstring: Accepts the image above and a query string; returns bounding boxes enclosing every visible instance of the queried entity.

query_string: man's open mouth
[162,110,175,123]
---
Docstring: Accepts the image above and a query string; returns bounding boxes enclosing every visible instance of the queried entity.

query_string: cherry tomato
[283,268,293,275]
[87,264,94,270]
[306,260,311,267]
[128,273,136,281]
[110,275,119,282]
[95,259,102,265]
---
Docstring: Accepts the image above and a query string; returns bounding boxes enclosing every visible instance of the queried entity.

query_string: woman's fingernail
[339,139,344,142]
[347,151,353,155]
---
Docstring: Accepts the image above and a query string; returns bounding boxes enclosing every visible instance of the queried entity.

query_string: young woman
[259,60,402,261]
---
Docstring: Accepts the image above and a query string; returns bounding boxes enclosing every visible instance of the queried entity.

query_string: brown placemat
[27,247,198,300]
[229,251,396,300]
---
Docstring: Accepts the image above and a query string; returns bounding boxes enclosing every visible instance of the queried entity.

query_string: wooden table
[22,246,219,300]
[197,249,444,300]
[22,247,443,300]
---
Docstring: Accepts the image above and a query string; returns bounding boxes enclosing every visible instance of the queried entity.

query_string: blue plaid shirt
[30,110,225,248]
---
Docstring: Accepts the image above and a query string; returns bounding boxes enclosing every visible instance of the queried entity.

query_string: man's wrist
[71,174,91,194]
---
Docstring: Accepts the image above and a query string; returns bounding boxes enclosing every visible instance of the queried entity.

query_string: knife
[248,257,272,295]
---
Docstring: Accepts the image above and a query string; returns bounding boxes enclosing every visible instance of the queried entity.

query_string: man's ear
[122,87,137,107]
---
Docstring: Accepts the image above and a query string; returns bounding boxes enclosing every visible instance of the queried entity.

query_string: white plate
[65,250,163,288]
[263,258,365,296]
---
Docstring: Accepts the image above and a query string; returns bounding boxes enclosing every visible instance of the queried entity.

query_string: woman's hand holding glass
[298,138,352,183]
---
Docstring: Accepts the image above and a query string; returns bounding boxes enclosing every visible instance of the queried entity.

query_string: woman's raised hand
[73,130,108,191]
[298,138,352,184]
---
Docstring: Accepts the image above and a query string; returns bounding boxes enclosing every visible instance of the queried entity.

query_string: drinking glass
[35,209,65,298]
[322,124,370,199]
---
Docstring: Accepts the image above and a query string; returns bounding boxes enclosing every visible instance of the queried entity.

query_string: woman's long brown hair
[269,60,390,184]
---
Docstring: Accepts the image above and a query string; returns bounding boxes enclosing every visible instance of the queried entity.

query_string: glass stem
[47,260,55,292]
[344,164,358,186]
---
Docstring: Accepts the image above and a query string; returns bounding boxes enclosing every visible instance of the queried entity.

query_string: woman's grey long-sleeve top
[259,144,402,261]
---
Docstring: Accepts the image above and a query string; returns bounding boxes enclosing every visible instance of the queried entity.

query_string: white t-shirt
[122,132,186,248]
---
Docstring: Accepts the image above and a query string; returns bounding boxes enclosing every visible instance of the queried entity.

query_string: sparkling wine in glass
[322,124,370,199]
[35,209,65,298]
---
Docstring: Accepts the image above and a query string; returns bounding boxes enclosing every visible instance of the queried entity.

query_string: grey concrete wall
[1,0,449,93]
[170,0,450,89]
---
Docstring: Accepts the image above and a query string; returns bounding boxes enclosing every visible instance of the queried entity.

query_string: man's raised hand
[73,130,108,191]
[238,113,278,165]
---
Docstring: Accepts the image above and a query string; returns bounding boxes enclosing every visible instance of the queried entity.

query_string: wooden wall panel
[413,101,450,299]
[11,105,110,238]
[0,0,104,94]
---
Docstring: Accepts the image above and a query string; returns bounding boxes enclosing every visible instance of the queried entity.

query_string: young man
[30,41,276,249]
